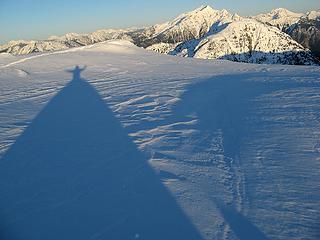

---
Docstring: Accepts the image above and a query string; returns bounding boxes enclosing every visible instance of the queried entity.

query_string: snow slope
[305,10,320,21]
[169,18,316,65]
[253,8,320,28]
[1,5,318,65]
[143,5,241,44]
[0,41,319,240]
[0,5,240,55]
[253,9,320,59]
[253,8,304,30]
[0,30,133,55]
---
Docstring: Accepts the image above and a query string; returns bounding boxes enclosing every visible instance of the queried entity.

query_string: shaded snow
[0,41,319,240]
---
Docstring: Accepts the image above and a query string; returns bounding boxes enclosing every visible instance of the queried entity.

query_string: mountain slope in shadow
[0,67,202,240]
[218,50,318,65]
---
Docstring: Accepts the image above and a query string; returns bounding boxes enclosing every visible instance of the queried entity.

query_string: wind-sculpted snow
[0,41,319,240]
[0,69,202,240]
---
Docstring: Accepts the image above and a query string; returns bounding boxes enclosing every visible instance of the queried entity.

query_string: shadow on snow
[162,72,318,239]
[0,66,203,240]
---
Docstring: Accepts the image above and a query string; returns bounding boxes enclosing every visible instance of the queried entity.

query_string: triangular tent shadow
[0,67,202,240]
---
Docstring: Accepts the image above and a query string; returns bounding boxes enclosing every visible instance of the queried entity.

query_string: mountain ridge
[1,5,319,65]
[253,8,320,59]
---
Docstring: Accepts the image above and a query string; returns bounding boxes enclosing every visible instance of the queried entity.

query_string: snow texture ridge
[0,40,319,240]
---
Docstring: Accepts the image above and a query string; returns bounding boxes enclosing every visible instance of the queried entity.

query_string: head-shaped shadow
[0,66,203,240]
[66,65,86,80]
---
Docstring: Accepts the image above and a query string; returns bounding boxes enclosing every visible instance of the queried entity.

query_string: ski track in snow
[0,41,320,240]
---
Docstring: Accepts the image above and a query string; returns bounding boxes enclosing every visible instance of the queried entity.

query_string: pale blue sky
[0,0,319,43]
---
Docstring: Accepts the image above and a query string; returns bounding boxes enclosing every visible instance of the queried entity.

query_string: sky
[0,0,319,44]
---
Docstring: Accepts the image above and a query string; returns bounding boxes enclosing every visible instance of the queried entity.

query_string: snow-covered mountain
[254,8,320,28]
[168,19,316,65]
[253,9,320,59]
[0,5,241,55]
[253,8,304,31]
[286,16,320,59]
[142,6,318,65]
[0,30,133,55]
[0,5,319,65]
[305,10,320,21]
[138,6,241,46]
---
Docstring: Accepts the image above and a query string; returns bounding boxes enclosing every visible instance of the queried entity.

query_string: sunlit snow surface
[0,41,319,240]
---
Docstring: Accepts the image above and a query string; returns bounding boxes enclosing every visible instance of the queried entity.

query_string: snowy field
[0,41,319,240]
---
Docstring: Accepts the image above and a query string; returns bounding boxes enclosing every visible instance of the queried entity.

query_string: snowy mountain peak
[253,8,320,60]
[168,18,317,65]
[0,5,318,65]
[270,8,298,16]
[146,5,238,44]
[194,5,215,12]
[254,8,303,30]
[305,10,320,20]
[173,5,222,20]
[167,5,217,22]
